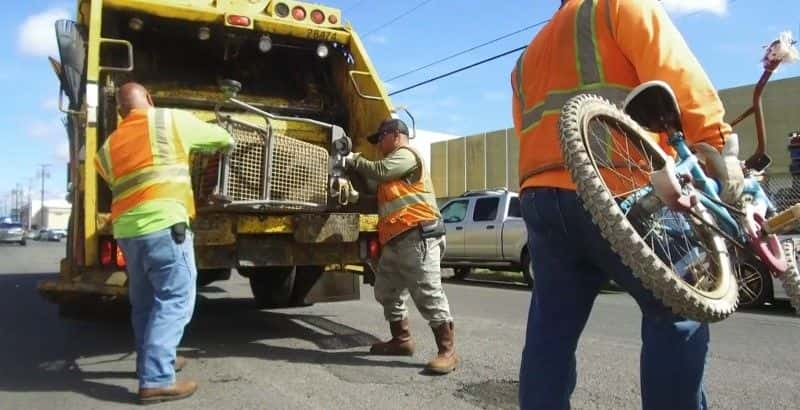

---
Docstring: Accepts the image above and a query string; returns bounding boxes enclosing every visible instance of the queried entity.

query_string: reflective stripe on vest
[515,0,631,179]
[376,147,440,244]
[103,109,195,221]
[110,165,191,199]
[378,191,439,218]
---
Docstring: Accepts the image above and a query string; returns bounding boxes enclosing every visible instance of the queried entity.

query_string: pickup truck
[439,189,533,288]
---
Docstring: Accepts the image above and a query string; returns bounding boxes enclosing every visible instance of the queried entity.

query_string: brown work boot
[370,318,415,356]
[425,322,458,374]
[139,379,197,404]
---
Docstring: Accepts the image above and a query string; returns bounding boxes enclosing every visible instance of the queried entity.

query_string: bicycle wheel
[559,94,738,322]
[780,239,800,314]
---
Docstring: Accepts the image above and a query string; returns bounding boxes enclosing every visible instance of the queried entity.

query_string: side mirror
[219,79,242,99]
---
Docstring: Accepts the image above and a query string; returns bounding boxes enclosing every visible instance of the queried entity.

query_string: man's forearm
[352,151,418,182]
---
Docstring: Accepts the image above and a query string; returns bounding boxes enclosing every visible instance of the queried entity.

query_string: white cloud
[368,35,388,45]
[41,96,59,111]
[55,142,70,162]
[661,0,727,16]
[18,8,70,57]
[26,119,64,140]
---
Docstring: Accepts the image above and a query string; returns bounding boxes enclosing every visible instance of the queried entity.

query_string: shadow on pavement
[0,271,409,405]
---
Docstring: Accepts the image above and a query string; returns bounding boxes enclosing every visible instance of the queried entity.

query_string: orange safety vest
[95,108,195,222]
[377,147,441,245]
[512,0,730,191]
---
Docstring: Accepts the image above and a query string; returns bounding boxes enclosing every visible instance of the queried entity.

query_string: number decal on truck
[307,29,337,42]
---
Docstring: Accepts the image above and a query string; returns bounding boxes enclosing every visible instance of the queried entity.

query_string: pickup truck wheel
[243,267,295,309]
[522,250,534,290]
[453,267,472,280]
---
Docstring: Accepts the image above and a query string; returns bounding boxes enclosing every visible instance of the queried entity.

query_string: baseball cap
[367,118,410,144]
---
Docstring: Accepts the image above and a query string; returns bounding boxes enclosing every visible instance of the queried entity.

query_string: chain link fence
[760,173,800,212]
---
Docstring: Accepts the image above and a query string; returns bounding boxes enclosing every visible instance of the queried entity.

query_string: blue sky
[2,0,799,210]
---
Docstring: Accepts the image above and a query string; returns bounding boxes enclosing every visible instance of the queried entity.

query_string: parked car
[46,229,67,242]
[734,234,798,309]
[439,189,532,288]
[0,222,27,246]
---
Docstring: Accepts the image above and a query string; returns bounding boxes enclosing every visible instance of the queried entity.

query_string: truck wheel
[243,267,295,309]
[197,268,231,288]
[453,267,472,280]
[290,266,323,307]
[19,239,26,246]
[733,259,772,309]
[522,250,534,290]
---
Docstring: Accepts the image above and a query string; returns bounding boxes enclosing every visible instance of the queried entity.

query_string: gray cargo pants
[375,228,453,327]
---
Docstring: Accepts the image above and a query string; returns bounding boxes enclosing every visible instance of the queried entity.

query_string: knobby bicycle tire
[558,94,739,322]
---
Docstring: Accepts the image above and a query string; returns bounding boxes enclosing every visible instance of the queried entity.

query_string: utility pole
[38,164,51,228]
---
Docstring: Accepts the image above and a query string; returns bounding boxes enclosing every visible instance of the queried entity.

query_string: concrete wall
[430,76,800,199]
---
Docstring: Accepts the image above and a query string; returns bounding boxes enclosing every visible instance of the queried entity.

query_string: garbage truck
[39,0,395,310]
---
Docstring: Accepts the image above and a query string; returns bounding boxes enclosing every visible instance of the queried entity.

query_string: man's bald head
[117,82,153,118]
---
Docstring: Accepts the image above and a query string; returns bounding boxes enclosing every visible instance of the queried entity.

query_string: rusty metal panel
[237,236,362,267]
[506,129,521,191]
[305,271,361,304]
[485,130,508,189]
[194,213,236,246]
[430,141,448,198]
[466,134,486,191]
[293,213,360,243]
[446,138,466,197]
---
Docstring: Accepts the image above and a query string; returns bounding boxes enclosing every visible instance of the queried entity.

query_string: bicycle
[558,32,800,322]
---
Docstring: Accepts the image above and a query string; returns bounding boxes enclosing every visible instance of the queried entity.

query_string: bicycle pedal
[765,204,800,234]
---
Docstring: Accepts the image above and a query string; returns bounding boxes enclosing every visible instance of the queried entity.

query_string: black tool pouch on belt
[171,222,187,244]
[419,219,446,239]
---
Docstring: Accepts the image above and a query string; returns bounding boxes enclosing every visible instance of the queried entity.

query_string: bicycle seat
[623,81,683,134]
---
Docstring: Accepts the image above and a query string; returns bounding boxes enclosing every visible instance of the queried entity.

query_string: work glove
[694,134,745,205]
[344,152,361,169]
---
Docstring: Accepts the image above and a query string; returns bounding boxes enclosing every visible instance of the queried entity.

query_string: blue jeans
[519,188,709,410]
[118,228,197,389]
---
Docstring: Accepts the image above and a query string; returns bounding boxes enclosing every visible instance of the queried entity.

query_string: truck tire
[290,266,323,307]
[243,267,295,309]
[453,267,472,280]
[733,259,772,309]
[521,250,534,290]
[197,268,231,288]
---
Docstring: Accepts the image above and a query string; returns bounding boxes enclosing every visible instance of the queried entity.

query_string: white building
[21,199,71,230]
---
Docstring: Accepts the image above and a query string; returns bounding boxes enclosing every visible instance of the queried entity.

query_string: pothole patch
[455,379,519,410]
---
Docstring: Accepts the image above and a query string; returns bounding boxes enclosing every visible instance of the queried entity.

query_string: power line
[389,46,527,96]
[386,19,551,82]
[362,0,434,37]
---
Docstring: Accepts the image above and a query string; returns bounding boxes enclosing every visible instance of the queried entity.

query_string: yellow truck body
[39,0,394,308]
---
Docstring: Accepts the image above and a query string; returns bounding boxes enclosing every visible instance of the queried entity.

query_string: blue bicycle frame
[642,131,775,244]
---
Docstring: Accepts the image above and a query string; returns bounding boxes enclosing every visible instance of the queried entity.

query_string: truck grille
[191,119,329,212]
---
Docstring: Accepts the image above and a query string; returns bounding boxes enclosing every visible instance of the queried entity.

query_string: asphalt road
[0,241,798,409]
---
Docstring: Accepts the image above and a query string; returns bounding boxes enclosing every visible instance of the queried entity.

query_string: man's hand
[344,152,361,169]
[694,134,744,204]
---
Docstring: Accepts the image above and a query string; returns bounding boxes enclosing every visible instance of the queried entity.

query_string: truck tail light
[292,6,306,21]
[310,9,325,24]
[116,246,127,269]
[227,15,251,27]
[328,14,338,24]
[100,237,127,269]
[100,237,114,266]
[368,237,381,259]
